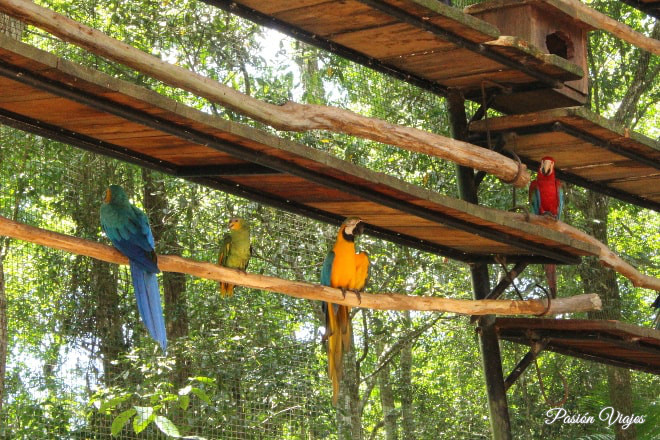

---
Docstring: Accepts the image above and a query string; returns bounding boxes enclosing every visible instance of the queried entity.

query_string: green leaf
[100,395,130,413]
[179,394,190,411]
[111,408,136,436]
[190,387,211,405]
[133,406,155,434]
[154,415,181,438]
[193,376,215,385]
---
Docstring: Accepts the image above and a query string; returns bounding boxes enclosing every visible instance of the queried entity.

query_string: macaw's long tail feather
[130,262,167,353]
[544,264,557,299]
[219,282,235,297]
[325,302,351,406]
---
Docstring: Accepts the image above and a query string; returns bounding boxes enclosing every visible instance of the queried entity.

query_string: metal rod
[501,336,660,375]
[175,164,280,177]
[0,62,581,264]
[0,107,178,175]
[552,122,660,171]
[503,340,548,391]
[470,262,528,323]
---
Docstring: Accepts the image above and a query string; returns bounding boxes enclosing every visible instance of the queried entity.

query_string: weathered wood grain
[0,0,531,187]
[0,215,603,315]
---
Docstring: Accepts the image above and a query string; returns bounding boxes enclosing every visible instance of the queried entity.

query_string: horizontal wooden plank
[470,107,660,209]
[0,33,601,263]
[333,22,456,59]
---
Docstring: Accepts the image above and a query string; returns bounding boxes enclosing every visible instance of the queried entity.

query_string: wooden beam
[0,215,602,315]
[449,88,512,440]
[511,213,660,291]
[543,0,660,56]
[503,339,548,391]
[0,0,530,187]
[470,262,528,324]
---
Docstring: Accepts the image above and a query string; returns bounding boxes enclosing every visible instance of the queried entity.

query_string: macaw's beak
[353,220,364,236]
[104,189,112,203]
[540,159,554,176]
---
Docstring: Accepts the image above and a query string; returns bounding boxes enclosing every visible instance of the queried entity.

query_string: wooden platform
[0,34,599,264]
[496,318,660,375]
[205,0,585,114]
[469,107,660,211]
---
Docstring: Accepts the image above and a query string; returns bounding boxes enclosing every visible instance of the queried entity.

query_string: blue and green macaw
[218,217,251,297]
[320,217,369,405]
[100,185,167,353]
[529,156,564,298]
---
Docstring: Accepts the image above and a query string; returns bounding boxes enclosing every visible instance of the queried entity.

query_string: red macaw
[529,157,564,298]
[320,217,369,405]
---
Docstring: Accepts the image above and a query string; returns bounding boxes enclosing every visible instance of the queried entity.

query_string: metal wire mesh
[0,12,24,40]
[0,132,334,439]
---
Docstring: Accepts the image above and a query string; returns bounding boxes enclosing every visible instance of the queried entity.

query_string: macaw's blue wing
[530,184,541,215]
[130,262,167,353]
[320,251,334,287]
[110,237,159,274]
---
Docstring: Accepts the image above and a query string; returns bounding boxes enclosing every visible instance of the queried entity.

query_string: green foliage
[0,1,659,439]
[91,357,213,439]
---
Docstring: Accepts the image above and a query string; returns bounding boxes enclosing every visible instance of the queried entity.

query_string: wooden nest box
[466,0,594,112]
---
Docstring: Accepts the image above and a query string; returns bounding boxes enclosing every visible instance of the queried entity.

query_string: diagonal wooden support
[503,339,549,391]
[470,262,529,323]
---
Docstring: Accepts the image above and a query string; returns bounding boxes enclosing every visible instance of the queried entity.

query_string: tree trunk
[338,337,363,440]
[578,192,636,440]
[378,339,398,440]
[399,311,416,440]
[142,170,189,386]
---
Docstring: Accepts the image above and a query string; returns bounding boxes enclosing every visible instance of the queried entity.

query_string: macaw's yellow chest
[330,239,359,290]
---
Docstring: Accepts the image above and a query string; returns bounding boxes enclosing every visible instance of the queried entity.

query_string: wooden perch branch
[0,215,600,315]
[512,213,660,291]
[0,0,529,187]
[547,0,660,56]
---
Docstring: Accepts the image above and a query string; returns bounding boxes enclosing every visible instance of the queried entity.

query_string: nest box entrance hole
[546,31,574,60]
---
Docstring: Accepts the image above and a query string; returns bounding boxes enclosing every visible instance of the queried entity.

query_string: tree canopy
[0,0,658,439]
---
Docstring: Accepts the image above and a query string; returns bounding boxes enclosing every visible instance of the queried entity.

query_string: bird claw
[352,289,362,305]
[340,287,347,299]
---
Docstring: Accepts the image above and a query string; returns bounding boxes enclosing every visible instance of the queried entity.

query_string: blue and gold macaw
[529,156,564,298]
[100,185,167,353]
[218,217,251,297]
[320,217,369,405]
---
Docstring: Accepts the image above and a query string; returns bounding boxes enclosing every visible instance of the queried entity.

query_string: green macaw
[218,217,251,297]
[100,185,167,353]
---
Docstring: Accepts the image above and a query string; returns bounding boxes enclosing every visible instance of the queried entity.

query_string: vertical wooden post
[447,89,512,440]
